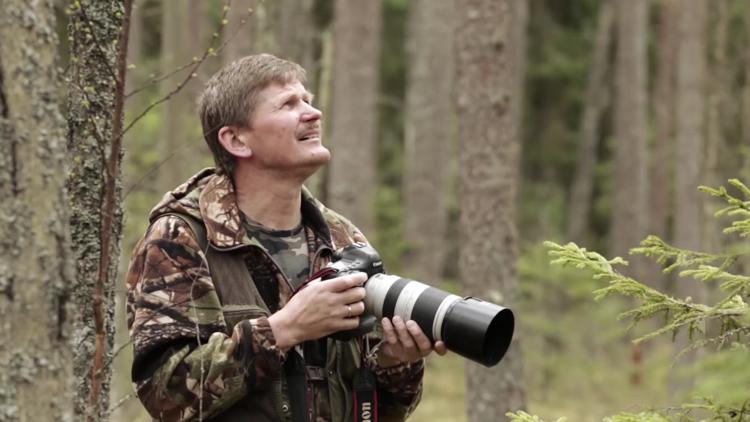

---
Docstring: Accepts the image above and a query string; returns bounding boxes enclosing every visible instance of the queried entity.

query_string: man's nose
[301,103,322,121]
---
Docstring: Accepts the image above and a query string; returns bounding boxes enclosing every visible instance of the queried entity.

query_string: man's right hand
[268,272,367,351]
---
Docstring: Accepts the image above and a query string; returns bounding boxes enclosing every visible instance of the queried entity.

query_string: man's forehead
[260,80,312,100]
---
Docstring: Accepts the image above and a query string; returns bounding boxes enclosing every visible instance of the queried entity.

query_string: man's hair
[198,54,307,176]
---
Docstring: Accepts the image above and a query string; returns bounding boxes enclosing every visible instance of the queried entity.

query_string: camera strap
[353,337,378,422]
[352,366,378,422]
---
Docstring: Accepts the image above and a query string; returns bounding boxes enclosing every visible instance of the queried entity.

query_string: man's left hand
[377,316,447,368]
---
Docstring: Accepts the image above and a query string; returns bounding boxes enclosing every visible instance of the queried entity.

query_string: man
[126,54,446,422]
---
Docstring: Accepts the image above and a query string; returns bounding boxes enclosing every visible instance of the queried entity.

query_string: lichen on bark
[0,0,74,420]
[66,0,126,419]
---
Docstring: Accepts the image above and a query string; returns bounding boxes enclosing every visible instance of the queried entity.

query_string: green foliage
[507,410,567,422]
[537,180,750,421]
[519,243,671,420]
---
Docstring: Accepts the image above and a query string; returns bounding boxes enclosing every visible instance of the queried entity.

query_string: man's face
[238,80,330,175]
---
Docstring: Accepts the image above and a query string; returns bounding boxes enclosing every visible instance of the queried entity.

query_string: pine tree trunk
[67,0,128,419]
[0,2,74,419]
[672,0,708,393]
[651,0,678,246]
[743,2,750,183]
[403,0,454,282]
[327,0,382,234]
[456,1,526,420]
[567,0,614,244]
[612,0,649,276]
[224,0,256,63]
[705,0,730,254]
[674,0,707,283]
[278,0,317,91]
[159,1,192,192]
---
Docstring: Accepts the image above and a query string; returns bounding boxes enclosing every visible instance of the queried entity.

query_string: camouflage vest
[172,212,362,422]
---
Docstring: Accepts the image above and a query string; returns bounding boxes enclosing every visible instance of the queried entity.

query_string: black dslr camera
[320,243,515,367]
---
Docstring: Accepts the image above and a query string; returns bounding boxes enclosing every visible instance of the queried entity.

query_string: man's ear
[218,126,253,158]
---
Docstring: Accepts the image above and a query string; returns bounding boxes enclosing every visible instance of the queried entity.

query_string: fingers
[406,320,433,354]
[391,317,417,355]
[382,317,447,359]
[325,272,367,292]
[382,316,399,345]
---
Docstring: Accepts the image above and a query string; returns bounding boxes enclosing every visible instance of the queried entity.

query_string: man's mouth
[298,131,321,142]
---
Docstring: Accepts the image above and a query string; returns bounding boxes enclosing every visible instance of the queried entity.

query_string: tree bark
[66,0,128,419]
[224,0,256,64]
[326,0,382,234]
[403,0,454,282]
[0,1,74,419]
[672,0,708,393]
[159,1,192,192]
[567,0,614,244]
[674,0,707,279]
[651,0,678,246]
[612,0,649,277]
[456,1,526,420]
[704,0,730,254]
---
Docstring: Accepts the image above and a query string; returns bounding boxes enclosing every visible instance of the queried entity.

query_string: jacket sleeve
[126,216,286,421]
[371,357,425,420]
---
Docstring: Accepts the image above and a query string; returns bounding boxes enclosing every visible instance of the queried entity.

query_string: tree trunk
[67,0,128,419]
[612,0,649,275]
[744,2,750,183]
[456,1,526,420]
[326,0,382,234]
[159,1,192,192]
[651,0,678,247]
[672,0,708,394]
[705,0,730,254]
[224,0,256,64]
[403,0,454,282]
[674,0,707,285]
[567,0,614,244]
[0,2,74,420]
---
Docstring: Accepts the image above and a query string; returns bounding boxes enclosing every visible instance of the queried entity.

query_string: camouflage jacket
[126,168,423,421]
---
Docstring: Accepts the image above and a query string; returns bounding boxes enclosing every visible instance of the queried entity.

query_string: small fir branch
[631,236,737,274]
[506,411,567,422]
[603,412,670,422]
[545,241,748,346]
[700,180,750,237]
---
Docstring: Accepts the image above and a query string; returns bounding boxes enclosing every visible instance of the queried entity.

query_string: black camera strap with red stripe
[352,335,378,422]
[353,365,378,422]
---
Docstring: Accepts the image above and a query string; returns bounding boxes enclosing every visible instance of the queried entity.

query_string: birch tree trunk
[327,0,382,234]
[67,0,128,418]
[612,0,649,277]
[0,1,74,419]
[567,0,614,244]
[456,1,526,420]
[403,0,454,281]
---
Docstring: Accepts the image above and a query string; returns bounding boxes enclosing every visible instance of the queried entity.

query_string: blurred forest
[108,0,750,420]
[1,0,749,420]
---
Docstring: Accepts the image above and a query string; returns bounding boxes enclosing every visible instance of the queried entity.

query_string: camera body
[321,243,515,367]
[321,243,384,340]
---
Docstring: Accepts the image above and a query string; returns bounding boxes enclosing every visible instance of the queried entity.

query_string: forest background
[1,0,749,421]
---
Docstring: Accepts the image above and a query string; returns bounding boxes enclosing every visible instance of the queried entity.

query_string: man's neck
[232,166,306,231]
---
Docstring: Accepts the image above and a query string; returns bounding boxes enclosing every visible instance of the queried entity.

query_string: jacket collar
[198,171,333,250]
